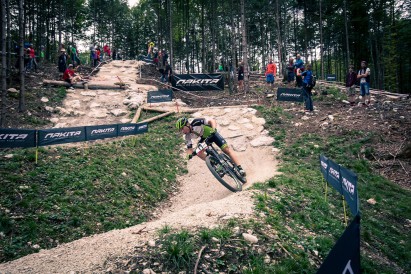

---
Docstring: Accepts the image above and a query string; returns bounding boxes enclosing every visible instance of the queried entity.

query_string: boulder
[110,109,127,117]
[242,233,258,243]
[250,136,274,147]
[88,109,108,118]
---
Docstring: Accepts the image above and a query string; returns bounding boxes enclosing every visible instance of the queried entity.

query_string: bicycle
[191,136,246,192]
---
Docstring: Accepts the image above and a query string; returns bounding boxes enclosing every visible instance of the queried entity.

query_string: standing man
[357,61,371,106]
[58,48,67,78]
[345,65,357,106]
[299,63,314,112]
[294,54,304,87]
[265,59,277,92]
[287,57,295,84]
[238,62,244,92]
[164,61,173,83]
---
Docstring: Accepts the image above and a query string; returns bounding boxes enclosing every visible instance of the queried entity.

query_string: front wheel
[206,155,242,192]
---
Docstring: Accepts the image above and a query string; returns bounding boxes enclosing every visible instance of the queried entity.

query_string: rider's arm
[206,118,217,130]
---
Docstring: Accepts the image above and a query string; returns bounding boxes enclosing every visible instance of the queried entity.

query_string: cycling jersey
[184,118,227,149]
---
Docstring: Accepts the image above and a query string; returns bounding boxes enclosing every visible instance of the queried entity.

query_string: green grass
[0,114,186,262]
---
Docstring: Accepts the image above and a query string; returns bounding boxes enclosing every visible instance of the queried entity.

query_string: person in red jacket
[345,65,357,106]
[63,64,82,89]
[265,59,277,92]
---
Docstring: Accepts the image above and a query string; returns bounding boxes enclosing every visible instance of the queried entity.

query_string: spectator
[158,51,166,82]
[164,61,173,83]
[63,64,82,89]
[153,48,159,65]
[27,44,37,72]
[357,61,371,106]
[265,59,277,92]
[162,49,168,66]
[287,57,295,84]
[294,54,304,87]
[96,47,101,64]
[103,44,111,60]
[58,48,68,77]
[345,65,357,106]
[147,42,153,58]
[90,46,95,66]
[238,61,244,92]
[112,48,117,60]
[299,63,314,112]
[70,44,79,67]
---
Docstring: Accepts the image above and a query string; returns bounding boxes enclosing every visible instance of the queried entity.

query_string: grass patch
[0,115,186,262]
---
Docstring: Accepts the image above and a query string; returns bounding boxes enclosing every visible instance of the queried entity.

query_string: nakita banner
[0,129,36,148]
[317,214,361,274]
[277,88,304,102]
[171,74,224,91]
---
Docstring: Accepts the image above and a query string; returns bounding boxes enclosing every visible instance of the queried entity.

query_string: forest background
[1,0,410,93]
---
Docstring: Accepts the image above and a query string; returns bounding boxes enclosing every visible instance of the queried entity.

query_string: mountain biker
[176,117,246,178]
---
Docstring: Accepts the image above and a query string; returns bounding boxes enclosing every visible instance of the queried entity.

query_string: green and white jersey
[184,118,215,148]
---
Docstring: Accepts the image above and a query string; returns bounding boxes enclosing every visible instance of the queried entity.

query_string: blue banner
[277,88,304,102]
[317,215,361,274]
[147,90,173,103]
[0,129,36,148]
[326,74,337,82]
[326,159,343,194]
[319,154,328,178]
[86,124,118,141]
[38,127,86,146]
[340,166,359,215]
[136,123,148,134]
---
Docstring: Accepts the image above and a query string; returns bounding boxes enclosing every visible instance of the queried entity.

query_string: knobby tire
[205,155,242,192]
[220,153,247,184]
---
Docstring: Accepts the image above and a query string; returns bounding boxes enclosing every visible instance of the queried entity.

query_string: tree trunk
[240,0,249,93]
[167,0,173,68]
[230,0,237,93]
[275,0,283,78]
[343,0,350,69]
[319,0,324,79]
[1,0,7,126]
[201,0,205,72]
[6,0,11,83]
[18,0,26,112]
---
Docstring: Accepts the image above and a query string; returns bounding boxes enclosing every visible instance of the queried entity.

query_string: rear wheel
[206,155,242,192]
[220,153,247,184]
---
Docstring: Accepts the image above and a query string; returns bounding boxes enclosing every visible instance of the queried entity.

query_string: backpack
[310,75,316,87]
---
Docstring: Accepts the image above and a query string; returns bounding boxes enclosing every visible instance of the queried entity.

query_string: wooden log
[131,107,142,123]
[43,80,125,90]
[140,111,174,124]
[141,106,171,113]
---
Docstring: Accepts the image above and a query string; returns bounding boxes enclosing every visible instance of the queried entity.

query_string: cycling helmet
[176,117,188,130]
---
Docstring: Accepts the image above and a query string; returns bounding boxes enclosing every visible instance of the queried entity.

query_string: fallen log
[131,107,142,123]
[140,111,174,124]
[43,80,125,90]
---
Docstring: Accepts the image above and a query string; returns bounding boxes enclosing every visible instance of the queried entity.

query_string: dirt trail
[0,61,279,273]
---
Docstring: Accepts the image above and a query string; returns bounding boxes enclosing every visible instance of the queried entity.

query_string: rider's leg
[222,146,240,166]
[197,151,207,160]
